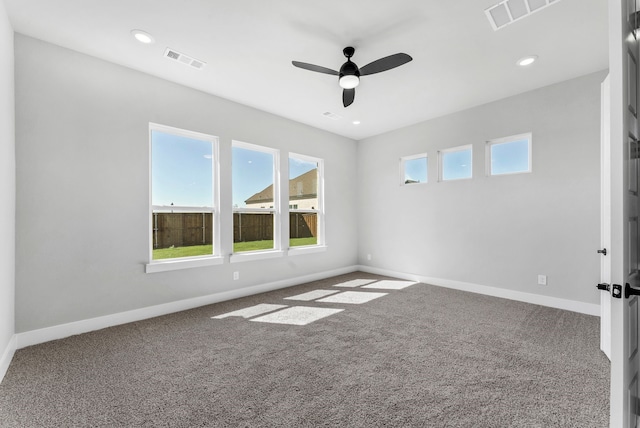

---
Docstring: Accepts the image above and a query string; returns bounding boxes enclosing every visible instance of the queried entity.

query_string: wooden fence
[233,212,273,242]
[152,212,213,249]
[233,212,318,242]
[290,213,317,240]
[152,212,317,249]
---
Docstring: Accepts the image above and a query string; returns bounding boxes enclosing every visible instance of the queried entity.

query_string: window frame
[485,132,533,176]
[399,153,428,186]
[146,123,222,273]
[288,152,325,254]
[438,144,473,182]
[230,140,283,263]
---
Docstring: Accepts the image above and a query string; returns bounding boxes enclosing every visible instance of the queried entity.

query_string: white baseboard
[357,265,600,316]
[13,264,599,351]
[16,265,358,350]
[0,335,17,384]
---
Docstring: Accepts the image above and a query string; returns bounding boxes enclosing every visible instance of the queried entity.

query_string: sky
[441,148,472,181]
[490,138,529,175]
[404,157,427,183]
[151,130,213,207]
[151,130,317,208]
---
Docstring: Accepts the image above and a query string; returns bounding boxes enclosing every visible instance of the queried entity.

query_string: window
[400,153,428,185]
[232,141,280,253]
[439,145,472,181]
[149,123,219,263]
[487,133,532,176]
[289,154,324,248]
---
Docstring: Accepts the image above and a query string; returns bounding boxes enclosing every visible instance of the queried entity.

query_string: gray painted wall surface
[357,70,606,305]
[0,1,15,356]
[14,35,358,333]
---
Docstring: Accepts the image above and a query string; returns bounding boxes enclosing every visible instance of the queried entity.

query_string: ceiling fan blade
[292,61,339,76]
[359,53,413,76]
[343,88,355,108]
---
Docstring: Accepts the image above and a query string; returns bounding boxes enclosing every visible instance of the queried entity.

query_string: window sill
[145,256,224,273]
[288,245,327,256]
[230,250,285,263]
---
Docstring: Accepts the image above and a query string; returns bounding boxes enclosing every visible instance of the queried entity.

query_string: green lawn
[289,237,317,247]
[153,245,213,260]
[152,237,318,260]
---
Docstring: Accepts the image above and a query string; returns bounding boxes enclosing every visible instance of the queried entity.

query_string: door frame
[608,0,638,426]
[602,74,612,361]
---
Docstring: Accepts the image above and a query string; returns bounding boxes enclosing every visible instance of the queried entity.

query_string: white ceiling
[4,0,608,140]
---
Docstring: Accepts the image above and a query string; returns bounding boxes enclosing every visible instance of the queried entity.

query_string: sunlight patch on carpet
[211,303,287,319]
[332,279,377,288]
[284,290,340,301]
[317,291,388,304]
[250,306,344,325]
[362,280,416,290]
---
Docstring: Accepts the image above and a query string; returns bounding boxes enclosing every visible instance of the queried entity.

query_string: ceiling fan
[292,47,412,108]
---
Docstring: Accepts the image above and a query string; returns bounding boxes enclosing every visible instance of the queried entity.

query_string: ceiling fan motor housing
[339,60,360,79]
[339,47,360,89]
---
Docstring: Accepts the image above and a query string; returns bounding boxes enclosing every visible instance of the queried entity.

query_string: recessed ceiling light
[353,120,361,125]
[131,30,155,44]
[517,56,538,67]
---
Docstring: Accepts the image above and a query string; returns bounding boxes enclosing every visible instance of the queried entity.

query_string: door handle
[597,248,607,256]
[625,283,640,299]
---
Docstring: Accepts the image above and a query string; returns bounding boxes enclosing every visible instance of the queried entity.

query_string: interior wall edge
[357,265,600,316]
[15,265,358,350]
[0,0,16,387]
[0,334,17,384]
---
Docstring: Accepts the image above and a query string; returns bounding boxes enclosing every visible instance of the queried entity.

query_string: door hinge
[597,283,610,291]
[597,248,607,256]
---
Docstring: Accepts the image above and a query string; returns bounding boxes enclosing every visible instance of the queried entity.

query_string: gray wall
[0,0,15,358]
[14,35,358,333]
[12,32,606,334]
[357,70,606,305]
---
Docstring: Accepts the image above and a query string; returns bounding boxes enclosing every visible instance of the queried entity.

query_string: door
[609,0,640,426]
[602,74,612,361]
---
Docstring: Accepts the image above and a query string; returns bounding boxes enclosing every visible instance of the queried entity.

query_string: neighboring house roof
[245,169,317,205]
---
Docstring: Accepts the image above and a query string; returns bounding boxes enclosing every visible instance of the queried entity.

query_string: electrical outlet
[367,254,372,261]
[233,271,239,280]
[538,275,547,286]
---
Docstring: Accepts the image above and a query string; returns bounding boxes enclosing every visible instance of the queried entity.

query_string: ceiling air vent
[485,0,562,31]
[322,111,342,120]
[164,48,206,70]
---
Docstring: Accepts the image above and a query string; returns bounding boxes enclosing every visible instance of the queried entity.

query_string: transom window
[400,153,428,185]
[439,145,472,181]
[487,133,532,176]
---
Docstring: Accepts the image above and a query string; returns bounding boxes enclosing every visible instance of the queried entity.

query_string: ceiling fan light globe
[339,75,360,89]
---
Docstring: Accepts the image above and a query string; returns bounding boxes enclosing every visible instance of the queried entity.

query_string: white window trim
[232,140,281,255]
[288,153,325,249]
[147,123,220,273]
[400,153,428,186]
[438,144,473,181]
[146,256,224,273]
[287,245,328,256]
[230,249,285,263]
[485,132,532,176]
